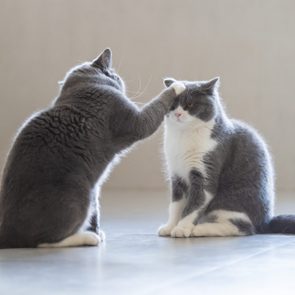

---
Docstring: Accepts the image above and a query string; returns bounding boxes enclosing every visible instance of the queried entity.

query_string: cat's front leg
[171,170,213,238]
[86,210,105,241]
[158,176,187,236]
[158,201,186,236]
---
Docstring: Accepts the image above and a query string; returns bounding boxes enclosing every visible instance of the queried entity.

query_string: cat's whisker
[128,75,153,101]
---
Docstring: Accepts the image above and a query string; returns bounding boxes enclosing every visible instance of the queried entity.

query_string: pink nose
[175,112,182,118]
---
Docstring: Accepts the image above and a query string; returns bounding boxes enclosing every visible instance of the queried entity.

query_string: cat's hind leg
[37,231,101,248]
[192,210,255,237]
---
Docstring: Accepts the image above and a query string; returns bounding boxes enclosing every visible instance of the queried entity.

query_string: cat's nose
[175,112,182,118]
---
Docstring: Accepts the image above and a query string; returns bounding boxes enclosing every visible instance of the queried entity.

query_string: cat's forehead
[179,82,206,98]
[183,81,203,91]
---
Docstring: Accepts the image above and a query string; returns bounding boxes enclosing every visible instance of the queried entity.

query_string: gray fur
[204,117,273,233]
[171,176,188,202]
[182,170,205,219]
[0,49,179,248]
[230,219,255,235]
[164,77,295,235]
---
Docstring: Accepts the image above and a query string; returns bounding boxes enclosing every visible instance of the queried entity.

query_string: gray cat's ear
[163,78,176,88]
[92,48,112,69]
[200,77,220,94]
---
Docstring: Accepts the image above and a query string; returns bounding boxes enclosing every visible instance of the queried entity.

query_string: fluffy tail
[268,215,295,234]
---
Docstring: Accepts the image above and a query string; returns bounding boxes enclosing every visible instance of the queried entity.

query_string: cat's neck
[165,118,215,139]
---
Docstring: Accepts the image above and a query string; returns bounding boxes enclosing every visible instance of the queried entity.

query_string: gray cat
[0,49,185,248]
[158,77,295,238]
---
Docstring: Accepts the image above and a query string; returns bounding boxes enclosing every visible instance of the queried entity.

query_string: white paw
[158,224,175,236]
[171,224,194,238]
[84,231,101,246]
[171,82,185,95]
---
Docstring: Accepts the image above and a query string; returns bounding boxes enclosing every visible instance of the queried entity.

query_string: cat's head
[59,48,125,95]
[164,77,220,127]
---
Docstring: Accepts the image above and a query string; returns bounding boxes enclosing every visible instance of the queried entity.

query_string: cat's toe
[158,224,174,236]
[171,226,192,238]
[171,82,186,95]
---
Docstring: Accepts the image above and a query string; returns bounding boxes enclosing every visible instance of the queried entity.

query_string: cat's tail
[267,215,295,234]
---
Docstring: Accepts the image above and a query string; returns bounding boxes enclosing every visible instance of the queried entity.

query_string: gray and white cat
[159,77,295,238]
[0,49,185,248]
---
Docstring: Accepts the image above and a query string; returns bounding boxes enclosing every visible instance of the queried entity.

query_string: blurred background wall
[0,0,294,192]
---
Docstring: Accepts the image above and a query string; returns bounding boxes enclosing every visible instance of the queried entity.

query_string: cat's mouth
[167,113,186,124]
[175,114,186,123]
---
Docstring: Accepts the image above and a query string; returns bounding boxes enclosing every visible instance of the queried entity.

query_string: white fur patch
[192,222,241,237]
[208,209,251,224]
[38,231,102,248]
[171,82,186,95]
[164,118,217,181]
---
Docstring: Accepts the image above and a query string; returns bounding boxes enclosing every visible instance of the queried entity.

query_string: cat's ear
[92,48,112,69]
[200,77,220,94]
[163,78,176,88]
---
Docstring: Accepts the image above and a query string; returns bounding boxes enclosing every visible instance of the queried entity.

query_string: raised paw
[171,82,186,95]
[171,225,193,238]
[158,224,174,236]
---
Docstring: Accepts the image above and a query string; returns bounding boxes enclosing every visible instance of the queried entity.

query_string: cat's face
[60,48,125,94]
[164,78,219,127]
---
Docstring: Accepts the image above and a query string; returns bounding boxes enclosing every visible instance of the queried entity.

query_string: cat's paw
[171,82,186,95]
[158,224,174,236]
[84,231,102,246]
[171,224,194,238]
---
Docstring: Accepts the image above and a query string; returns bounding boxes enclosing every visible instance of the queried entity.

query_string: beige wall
[0,0,294,191]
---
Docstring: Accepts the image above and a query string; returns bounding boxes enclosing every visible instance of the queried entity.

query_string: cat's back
[13,105,95,155]
[230,119,270,156]
[1,105,105,192]
[221,118,273,183]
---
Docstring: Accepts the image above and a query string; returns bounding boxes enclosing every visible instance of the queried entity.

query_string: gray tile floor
[1,191,295,295]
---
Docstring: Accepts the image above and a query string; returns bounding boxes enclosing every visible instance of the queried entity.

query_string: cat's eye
[187,102,193,108]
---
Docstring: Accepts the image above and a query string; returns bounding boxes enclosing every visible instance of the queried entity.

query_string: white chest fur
[164,119,217,180]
